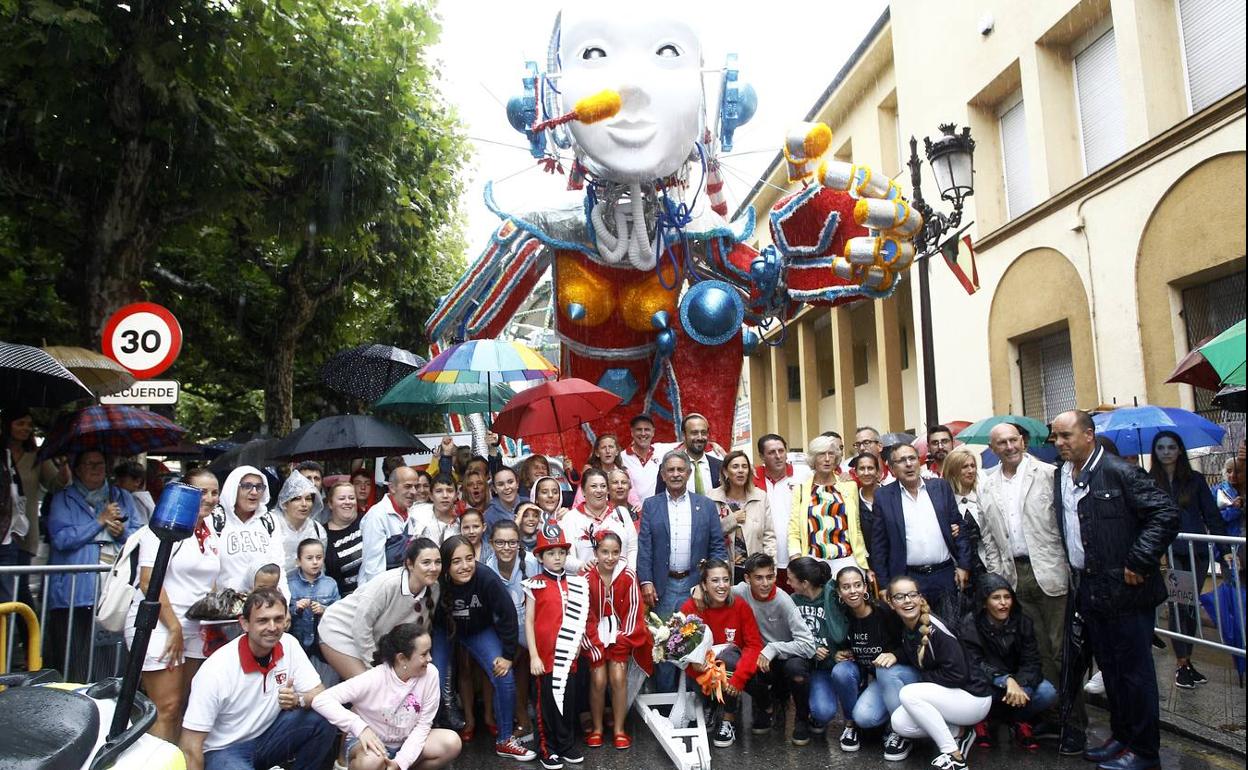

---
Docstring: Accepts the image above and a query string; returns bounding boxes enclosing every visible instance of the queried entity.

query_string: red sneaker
[1012,721,1039,751]
[495,738,538,762]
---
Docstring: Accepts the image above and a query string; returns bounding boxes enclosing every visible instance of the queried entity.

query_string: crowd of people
[2,405,1245,770]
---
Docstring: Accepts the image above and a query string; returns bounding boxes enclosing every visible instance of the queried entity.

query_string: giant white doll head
[556,8,704,184]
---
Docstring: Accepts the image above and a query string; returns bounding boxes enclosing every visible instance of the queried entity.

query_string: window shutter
[998,96,1032,220]
[1074,28,1127,173]
[1179,0,1247,112]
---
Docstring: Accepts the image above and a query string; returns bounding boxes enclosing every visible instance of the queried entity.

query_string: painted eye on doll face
[560,11,703,183]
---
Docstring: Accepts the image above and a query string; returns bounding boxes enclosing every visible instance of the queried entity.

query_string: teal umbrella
[1196,319,1246,387]
[956,415,1050,447]
[373,374,516,416]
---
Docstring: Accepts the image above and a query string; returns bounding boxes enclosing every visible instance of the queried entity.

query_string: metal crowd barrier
[1156,533,1246,662]
[0,564,124,681]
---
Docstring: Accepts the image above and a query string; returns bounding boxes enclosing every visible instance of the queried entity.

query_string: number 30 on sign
[102,302,183,379]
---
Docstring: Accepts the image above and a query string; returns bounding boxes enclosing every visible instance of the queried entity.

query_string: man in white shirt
[181,588,333,770]
[358,465,421,585]
[753,433,811,584]
[977,421,1073,735]
[620,414,664,500]
[870,444,971,616]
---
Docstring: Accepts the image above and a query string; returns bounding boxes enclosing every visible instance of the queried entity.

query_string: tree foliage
[0,0,467,437]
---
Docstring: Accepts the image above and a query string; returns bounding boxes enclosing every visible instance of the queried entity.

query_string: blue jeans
[992,679,1059,721]
[455,627,517,741]
[833,662,921,729]
[654,573,699,692]
[810,661,860,725]
[432,625,451,690]
[203,707,335,770]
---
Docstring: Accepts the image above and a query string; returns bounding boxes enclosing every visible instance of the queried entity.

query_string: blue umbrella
[1091,405,1226,456]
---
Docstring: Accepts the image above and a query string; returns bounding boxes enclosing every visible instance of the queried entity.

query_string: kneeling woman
[681,558,765,749]
[438,535,534,762]
[888,576,993,770]
[313,624,462,770]
[318,537,453,729]
[959,574,1058,751]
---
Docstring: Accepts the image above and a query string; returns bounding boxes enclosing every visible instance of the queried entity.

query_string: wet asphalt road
[447,707,1240,770]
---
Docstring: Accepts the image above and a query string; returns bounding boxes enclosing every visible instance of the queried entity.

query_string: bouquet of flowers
[647,611,711,667]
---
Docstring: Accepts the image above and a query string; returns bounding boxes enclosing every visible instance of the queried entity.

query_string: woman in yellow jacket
[788,434,871,580]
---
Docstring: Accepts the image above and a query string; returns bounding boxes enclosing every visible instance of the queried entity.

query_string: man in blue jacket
[870,443,971,618]
[637,450,727,690]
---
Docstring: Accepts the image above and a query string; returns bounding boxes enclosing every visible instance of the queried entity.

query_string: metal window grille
[1019,328,1077,422]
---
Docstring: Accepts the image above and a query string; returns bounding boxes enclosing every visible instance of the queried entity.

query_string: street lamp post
[906,123,976,427]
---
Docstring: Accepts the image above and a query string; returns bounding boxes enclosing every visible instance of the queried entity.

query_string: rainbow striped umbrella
[415,339,557,384]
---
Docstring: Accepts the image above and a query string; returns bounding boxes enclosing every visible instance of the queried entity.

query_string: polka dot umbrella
[319,344,428,404]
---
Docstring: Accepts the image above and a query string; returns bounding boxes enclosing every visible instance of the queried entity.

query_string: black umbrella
[269,414,430,462]
[1212,385,1246,413]
[0,341,94,408]
[207,437,283,473]
[319,344,428,404]
[880,432,917,447]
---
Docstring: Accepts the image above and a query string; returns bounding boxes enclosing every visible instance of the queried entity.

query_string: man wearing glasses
[869,444,971,617]
[924,425,956,478]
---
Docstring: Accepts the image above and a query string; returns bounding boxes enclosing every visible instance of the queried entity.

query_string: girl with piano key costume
[525,520,591,769]
[582,532,653,750]
[436,535,536,762]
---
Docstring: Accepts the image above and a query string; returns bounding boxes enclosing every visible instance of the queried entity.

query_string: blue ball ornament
[656,329,677,355]
[742,329,760,356]
[566,302,586,322]
[506,96,534,134]
[679,280,745,347]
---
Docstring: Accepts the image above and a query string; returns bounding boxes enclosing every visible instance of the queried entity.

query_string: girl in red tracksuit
[680,557,765,749]
[583,532,653,750]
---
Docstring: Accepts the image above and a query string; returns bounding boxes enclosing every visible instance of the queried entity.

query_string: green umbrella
[1196,319,1245,386]
[956,415,1050,447]
[373,374,517,416]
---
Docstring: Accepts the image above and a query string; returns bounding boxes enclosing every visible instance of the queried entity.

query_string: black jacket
[898,613,993,697]
[438,566,519,660]
[1054,446,1180,614]
[959,574,1043,690]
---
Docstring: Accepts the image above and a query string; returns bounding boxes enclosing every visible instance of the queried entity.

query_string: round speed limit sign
[102,302,183,378]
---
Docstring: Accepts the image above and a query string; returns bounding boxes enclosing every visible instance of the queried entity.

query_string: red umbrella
[492,378,621,440]
[1165,340,1223,391]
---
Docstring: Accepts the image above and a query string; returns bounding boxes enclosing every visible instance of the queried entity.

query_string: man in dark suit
[870,443,971,617]
[657,413,722,496]
[638,450,728,690]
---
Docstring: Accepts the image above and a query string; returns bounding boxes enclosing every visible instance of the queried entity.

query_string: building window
[1018,328,1076,422]
[1073,24,1126,173]
[998,92,1033,220]
[1178,0,1247,113]
[1182,271,1247,419]
[787,365,801,401]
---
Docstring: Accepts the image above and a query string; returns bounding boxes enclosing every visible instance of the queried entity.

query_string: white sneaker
[1084,670,1105,695]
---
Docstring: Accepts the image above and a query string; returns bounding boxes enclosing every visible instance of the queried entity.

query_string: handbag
[186,588,248,621]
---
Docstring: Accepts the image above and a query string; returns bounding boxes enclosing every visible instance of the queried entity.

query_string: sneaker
[539,756,562,770]
[956,726,976,761]
[930,752,968,770]
[1059,728,1088,757]
[973,720,993,749]
[1151,634,1166,650]
[883,732,913,762]
[751,708,773,735]
[713,720,737,748]
[496,738,538,762]
[839,724,861,752]
[562,751,584,764]
[1186,663,1209,685]
[1085,670,1106,695]
[1174,666,1196,689]
[792,719,812,746]
[1011,721,1039,751]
